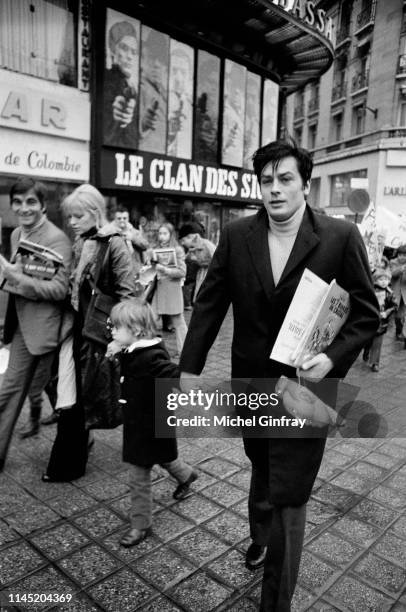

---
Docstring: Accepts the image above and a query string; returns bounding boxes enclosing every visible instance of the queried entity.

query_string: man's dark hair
[252,138,313,185]
[116,205,129,215]
[9,177,47,208]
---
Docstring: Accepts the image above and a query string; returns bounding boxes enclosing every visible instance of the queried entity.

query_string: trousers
[249,466,306,612]
[0,327,54,463]
[128,458,193,529]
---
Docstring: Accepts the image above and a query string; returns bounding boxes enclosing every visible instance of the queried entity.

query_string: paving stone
[50,592,101,611]
[30,524,90,559]
[169,571,232,610]
[135,547,195,589]
[152,478,178,505]
[0,541,46,585]
[171,526,229,564]
[46,489,97,517]
[307,532,362,566]
[74,467,108,487]
[209,548,257,588]
[58,544,121,586]
[6,567,76,610]
[384,471,406,490]
[198,457,240,478]
[138,595,183,611]
[297,551,337,592]
[231,499,249,519]
[379,443,406,459]
[102,527,162,563]
[223,446,251,468]
[352,552,406,594]
[350,498,398,528]
[310,600,341,610]
[72,506,126,539]
[365,451,401,469]
[205,510,249,544]
[178,443,212,465]
[371,532,406,567]
[391,515,406,539]
[306,499,340,526]
[0,477,34,516]
[81,477,128,501]
[334,441,369,460]
[291,585,314,612]
[331,470,375,494]
[224,597,258,611]
[332,515,381,546]
[151,509,194,542]
[324,449,354,467]
[88,567,156,611]
[188,469,217,491]
[201,481,247,507]
[312,483,361,512]
[350,460,389,481]
[367,485,406,509]
[325,576,393,611]
[225,469,252,491]
[0,518,19,547]
[5,500,60,535]
[174,493,223,523]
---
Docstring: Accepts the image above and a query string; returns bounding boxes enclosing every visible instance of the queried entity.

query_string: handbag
[82,239,115,346]
[82,351,122,429]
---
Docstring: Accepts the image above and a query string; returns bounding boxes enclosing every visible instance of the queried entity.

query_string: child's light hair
[110,299,158,339]
[62,184,107,229]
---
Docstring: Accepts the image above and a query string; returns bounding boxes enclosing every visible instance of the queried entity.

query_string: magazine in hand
[270,269,350,367]
[0,239,64,292]
[152,248,177,267]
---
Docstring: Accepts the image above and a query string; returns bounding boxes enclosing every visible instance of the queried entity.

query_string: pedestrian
[42,184,134,482]
[179,139,379,611]
[109,205,149,276]
[389,244,406,345]
[149,222,188,355]
[178,222,216,303]
[106,299,197,547]
[363,267,396,372]
[0,177,71,471]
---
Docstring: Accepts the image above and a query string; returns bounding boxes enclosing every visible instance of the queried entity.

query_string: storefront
[92,0,334,244]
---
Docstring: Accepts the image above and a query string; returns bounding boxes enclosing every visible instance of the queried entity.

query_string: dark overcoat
[179,206,380,507]
[119,341,179,467]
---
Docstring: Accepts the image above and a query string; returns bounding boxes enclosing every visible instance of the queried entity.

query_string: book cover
[270,269,329,367]
[152,248,177,267]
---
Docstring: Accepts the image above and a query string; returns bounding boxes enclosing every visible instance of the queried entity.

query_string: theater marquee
[100,150,262,202]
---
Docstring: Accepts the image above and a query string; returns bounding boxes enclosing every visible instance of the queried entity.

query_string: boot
[19,404,41,439]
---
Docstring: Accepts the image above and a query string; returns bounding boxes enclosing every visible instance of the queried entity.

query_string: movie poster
[138,26,169,154]
[103,9,140,149]
[194,50,220,162]
[166,40,194,159]
[222,59,246,167]
[243,72,261,169]
[261,79,279,146]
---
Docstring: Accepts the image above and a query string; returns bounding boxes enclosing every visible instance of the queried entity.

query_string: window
[308,123,317,149]
[293,126,302,145]
[330,169,367,207]
[352,104,365,135]
[332,112,343,141]
[400,100,406,125]
[0,0,77,86]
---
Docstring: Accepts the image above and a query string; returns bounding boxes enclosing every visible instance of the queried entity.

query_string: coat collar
[246,205,320,300]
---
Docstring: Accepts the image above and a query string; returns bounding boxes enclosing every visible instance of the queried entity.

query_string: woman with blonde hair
[43,184,134,482]
[149,222,188,355]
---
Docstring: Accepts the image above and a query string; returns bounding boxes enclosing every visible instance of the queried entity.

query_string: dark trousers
[249,466,306,612]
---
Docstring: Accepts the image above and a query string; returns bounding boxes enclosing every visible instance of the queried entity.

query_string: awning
[132,0,334,93]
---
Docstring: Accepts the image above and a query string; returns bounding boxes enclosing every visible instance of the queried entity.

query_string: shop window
[0,0,77,86]
[329,169,367,207]
[352,104,365,135]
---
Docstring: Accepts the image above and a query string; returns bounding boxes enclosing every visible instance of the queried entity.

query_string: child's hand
[106,340,123,359]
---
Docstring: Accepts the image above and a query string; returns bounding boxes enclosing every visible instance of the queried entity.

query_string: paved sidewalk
[0,312,405,611]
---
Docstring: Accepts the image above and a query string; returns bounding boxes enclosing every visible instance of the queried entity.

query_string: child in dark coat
[363,267,396,372]
[107,299,197,547]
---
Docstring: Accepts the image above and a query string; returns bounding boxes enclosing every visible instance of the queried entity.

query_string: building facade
[285,0,406,220]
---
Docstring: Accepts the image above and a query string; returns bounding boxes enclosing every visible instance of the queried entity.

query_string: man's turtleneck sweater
[267,203,306,286]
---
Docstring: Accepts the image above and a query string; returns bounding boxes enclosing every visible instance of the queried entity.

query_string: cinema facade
[93,0,335,244]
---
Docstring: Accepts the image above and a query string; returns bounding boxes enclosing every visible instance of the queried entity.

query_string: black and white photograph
[1,1,406,611]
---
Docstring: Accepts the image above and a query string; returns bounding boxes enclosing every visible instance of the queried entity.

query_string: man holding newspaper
[0,177,71,471]
[179,139,379,611]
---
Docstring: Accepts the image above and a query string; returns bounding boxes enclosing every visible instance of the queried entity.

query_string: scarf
[70,228,100,311]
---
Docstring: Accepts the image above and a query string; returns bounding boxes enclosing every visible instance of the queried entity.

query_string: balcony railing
[308,96,319,114]
[398,54,406,74]
[332,81,347,102]
[351,70,369,93]
[293,103,304,120]
[336,26,350,45]
[356,1,377,31]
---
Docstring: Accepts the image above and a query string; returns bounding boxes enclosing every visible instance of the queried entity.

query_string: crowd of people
[0,137,398,610]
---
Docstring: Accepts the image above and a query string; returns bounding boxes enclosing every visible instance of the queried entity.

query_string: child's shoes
[120,527,151,547]
[173,470,198,500]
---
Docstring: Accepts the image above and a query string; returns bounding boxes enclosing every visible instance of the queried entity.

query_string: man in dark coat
[179,139,379,611]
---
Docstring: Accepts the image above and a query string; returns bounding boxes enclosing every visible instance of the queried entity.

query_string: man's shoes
[40,412,59,425]
[245,543,267,570]
[173,471,198,500]
[19,420,39,439]
[371,364,379,372]
[120,527,151,547]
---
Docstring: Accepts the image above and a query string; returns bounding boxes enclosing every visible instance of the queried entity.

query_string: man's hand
[295,353,334,381]
[180,371,200,393]
[0,254,24,285]
[112,96,135,127]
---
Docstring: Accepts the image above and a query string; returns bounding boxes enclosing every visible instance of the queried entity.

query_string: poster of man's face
[222,60,246,168]
[166,40,194,159]
[243,72,261,170]
[194,50,220,162]
[138,26,169,154]
[103,9,140,148]
[261,79,279,146]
